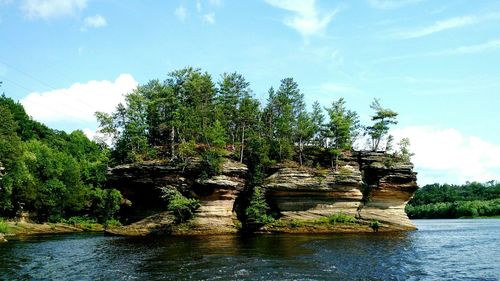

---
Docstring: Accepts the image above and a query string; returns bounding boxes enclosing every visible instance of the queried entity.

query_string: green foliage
[104,219,122,228]
[245,187,274,224]
[324,98,360,169]
[366,99,398,151]
[0,220,10,234]
[395,137,414,163]
[0,94,121,223]
[316,213,357,224]
[162,188,200,223]
[406,181,500,218]
[201,149,225,178]
[370,220,381,232]
[62,216,100,230]
[89,188,123,223]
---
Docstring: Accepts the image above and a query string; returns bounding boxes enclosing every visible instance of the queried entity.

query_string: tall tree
[216,72,251,148]
[325,98,360,169]
[295,112,315,166]
[310,100,325,146]
[264,78,305,161]
[366,98,398,151]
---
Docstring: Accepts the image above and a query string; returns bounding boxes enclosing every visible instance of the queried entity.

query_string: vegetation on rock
[161,188,200,223]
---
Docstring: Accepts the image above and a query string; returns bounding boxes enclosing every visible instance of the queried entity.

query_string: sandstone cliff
[106,158,247,236]
[262,152,418,232]
[106,152,418,236]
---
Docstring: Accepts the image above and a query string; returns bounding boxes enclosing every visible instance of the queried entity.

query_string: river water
[1,219,499,280]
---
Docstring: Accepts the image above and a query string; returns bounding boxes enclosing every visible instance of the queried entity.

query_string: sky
[1,0,500,185]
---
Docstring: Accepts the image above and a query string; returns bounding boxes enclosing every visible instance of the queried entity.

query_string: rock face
[107,152,418,235]
[262,152,418,231]
[106,159,247,235]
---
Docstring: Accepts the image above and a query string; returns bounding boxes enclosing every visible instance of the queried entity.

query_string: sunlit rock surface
[107,151,418,235]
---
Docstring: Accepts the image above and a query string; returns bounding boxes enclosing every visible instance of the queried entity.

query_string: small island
[1,68,419,238]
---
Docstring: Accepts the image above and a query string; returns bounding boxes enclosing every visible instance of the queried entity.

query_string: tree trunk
[335,153,339,171]
[170,126,175,159]
[240,123,245,163]
[299,138,303,166]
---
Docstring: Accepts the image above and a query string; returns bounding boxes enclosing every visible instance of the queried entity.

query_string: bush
[370,220,380,232]
[104,219,122,228]
[200,149,225,178]
[162,188,200,223]
[0,220,10,234]
[62,216,99,230]
[245,187,274,224]
[327,213,357,224]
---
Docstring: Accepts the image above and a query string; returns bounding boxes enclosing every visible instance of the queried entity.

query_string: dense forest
[406,181,500,218]
[0,93,121,223]
[0,67,413,224]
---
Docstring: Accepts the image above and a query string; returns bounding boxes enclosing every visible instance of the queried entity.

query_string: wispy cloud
[264,0,338,38]
[396,13,500,39]
[203,12,215,24]
[367,0,422,10]
[374,39,500,63]
[174,5,187,21]
[21,0,87,20]
[81,14,107,30]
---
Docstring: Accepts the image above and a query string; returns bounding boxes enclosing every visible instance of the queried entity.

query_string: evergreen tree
[366,98,398,151]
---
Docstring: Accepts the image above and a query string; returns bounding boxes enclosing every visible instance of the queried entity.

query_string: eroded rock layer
[106,159,247,235]
[107,151,418,235]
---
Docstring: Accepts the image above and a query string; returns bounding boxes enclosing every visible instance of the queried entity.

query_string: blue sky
[1,0,500,185]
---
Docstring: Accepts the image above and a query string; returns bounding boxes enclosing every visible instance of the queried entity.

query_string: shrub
[63,216,99,230]
[104,219,122,228]
[200,149,225,178]
[162,188,200,223]
[0,220,10,234]
[245,187,274,224]
[327,213,357,224]
[370,220,380,232]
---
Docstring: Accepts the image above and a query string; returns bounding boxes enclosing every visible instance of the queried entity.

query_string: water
[1,219,499,280]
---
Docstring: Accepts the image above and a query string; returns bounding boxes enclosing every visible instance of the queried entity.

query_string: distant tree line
[0,94,121,223]
[406,181,500,218]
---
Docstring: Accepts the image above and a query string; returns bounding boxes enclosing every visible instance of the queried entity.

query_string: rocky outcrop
[108,151,418,235]
[106,159,247,235]
[262,152,418,231]
[355,152,418,230]
[263,165,363,220]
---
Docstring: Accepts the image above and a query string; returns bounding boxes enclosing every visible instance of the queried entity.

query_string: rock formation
[106,158,247,236]
[106,151,418,236]
[263,152,418,231]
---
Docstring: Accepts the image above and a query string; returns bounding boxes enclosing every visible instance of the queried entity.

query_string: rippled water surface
[1,219,499,280]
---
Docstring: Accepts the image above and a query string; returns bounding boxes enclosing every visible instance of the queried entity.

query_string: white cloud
[396,13,500,39]
[175,5,187,21]
[391,126,500,185]
[21,74,138,125]
[21,0,87,20]
[442,39,500,55]
[374,39,500,64]
[82,14,107,30]
[367,0,422,10]
[264,0,338,38]
[203,12,215,24]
